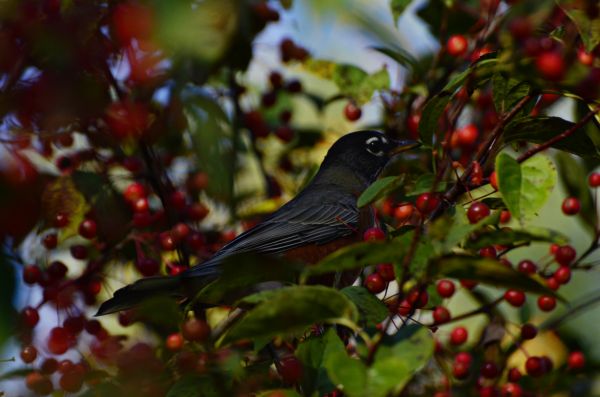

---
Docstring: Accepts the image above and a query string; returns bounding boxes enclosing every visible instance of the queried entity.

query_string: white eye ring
[366,136,385,157]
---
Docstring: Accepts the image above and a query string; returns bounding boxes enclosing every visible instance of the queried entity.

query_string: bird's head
[320,130,421,185]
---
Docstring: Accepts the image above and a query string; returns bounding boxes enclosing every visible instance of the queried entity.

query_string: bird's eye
[365,136,385,157]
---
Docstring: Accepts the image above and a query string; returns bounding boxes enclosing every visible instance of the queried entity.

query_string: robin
[96,130,420,315]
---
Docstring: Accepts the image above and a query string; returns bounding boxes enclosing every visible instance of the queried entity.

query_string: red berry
[453,361,470,379]
[500,210,511,223]
[59,367,84,393]
[133,197,149,213]
[525,356,544,377]
[553,266,571,284]
[567,351,585,370]
[181,318,210,342]
[489,171,498,190]
[41,358,59,374]
[78,219,97,239]
[187,203,209,221]
[169,190,187,210]
[279,355,303,384]
[172,223,190,241]
[455,352,472,366]
[504,289,526,307]
[363,227,385,241]
[407,113,421,138]
[588,172,600,187]
[344,102,362,121]
[43,233,58,249]
[455,124,479,148]
[479,246,497,258]
[479,386,499,397]
[136,257,160,277]
[501,383,523,397]
[124,182,147,203]
[460,279,478,289]
[433,306,451,324]
[376,263,395,282]
[467,202,490,224]
[447,34,468,57]
[415,193,440,215]
[480,361,499,379]
[450,326,468,345]
[54,212,69,228]
[561,197,581,215]
[20,345,38,363]
[520,323,538,340]
[26,372,53,395]
[269,71,283,88]
[23,265,41,285]
[22,307,40,328]
[546,276,560,290]
[47,261,68,280]
[577,48,594,66]
[275,125,295,142]
[84,319,102,335]
[364,273,386,294]
[70,244,88,260]
[507,367,522,383]
[394,203,414,223]
[517,259,537,274]
[63,315,86,335]
[537,295,556,311]
[436,280,456,298]
[555,245,576,265]
[47,327,75,355]
[166,333,184,351]
[160,232,176,251]
[407,289,429,308]
[536,51,565,81]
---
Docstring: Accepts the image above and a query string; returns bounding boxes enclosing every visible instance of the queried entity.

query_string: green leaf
[491,73,530,114]
[182,87,233,202]
[332,64,390,105]
[496,153,522,219]
[0,253,16,350]
[520,154,557,221]
[256,391,301,397]
[558,2,600,53]
[555,152,597,234]
[504,116,599,158]
[323,329,367,397]
[222,286,359,345]
[296,334,336,396]
[430,254,556,296]
[418,92,452,146]
[136,296,183,332]
[407,173,448,196]
[192,254,300,305]
[390,0,412,20]
[368,325,434,396]
[166,375,220,397]
[371,46,415,68]
[358,175,405,208]
[465,227,568,250]
[301,241,405,282]
[437,205,501,251]
[341,286,389,327]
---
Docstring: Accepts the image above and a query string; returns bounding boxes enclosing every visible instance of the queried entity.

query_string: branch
[516,106,600,163]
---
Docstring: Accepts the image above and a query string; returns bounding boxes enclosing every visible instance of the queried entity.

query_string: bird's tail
[95,275,182,316]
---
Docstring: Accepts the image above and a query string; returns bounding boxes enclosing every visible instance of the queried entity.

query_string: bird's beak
[389,139,422,155]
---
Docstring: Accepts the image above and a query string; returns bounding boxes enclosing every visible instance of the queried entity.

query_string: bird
[96,130,420,315]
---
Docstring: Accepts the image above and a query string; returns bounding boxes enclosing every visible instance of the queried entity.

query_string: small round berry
[394,203,414,223]
[26,372,53,395]
[166,333,184,351]
[460,279,478,289]
[504,289,526,307]
[489,171,498,190]
[455,124,479,148]
[577,48,594,66]
[407,113,421,138]
[453,361,470,379]
[479,246,497,258]
[124,182,147,203]
[433,306,451,324]
[553,266,571,284]
[467,202,490,224]
[415,193,440,215]
[567,351,585,370]
[500,210,511,224]
[364,273,386,294]
[517,259,537,274]
[455,352,472,366]
[160,232,176,251]
[520,323,538,340]
[363,227,385,241]
[501,383,523,397]
[537,295,556,312]
[588,172,600,187]
[275,125,294,142]
[59,367,84,393]
[447,34,468,57]
[47,327,74,355]
[376,263,395,282]
[561,197,581,215]
[41,358,59,374]
[344,102,362,121]
[480,361,499,379]
[20,345,38,363]
[555,245,576,266]
[397,299,412,316]
[43,233,58,249]
[436,280,456,298]
[22,306,40,328]
[525,356,544,377]
[69,245,88,260]
[407,289,429,308]
[181,318,210,342]
[63,315,86,335]
[546,276,560,290]
[536,51,565,81]
[279,355,303,384]
[23,265,42,285]
[507,367,522,383]
[136,257,160,277]
[450,326,468,345]
[78,219,97,239]
[54,212,69,228]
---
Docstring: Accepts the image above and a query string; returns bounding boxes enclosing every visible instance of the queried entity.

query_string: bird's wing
[183,200,360,278]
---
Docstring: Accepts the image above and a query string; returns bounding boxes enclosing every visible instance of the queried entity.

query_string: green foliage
[341,286,389,327]
[357,175,405,208]
[331,64,390,104]
[0,253,16,349]
[491,73,531,114]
